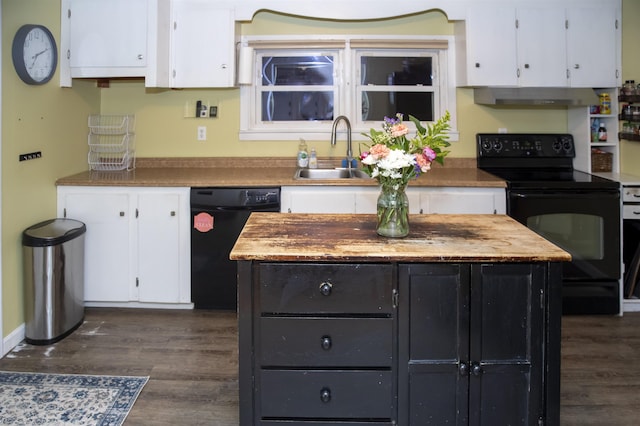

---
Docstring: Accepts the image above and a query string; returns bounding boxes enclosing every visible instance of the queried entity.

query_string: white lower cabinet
[57,186,191,307]
[281,186,506,215]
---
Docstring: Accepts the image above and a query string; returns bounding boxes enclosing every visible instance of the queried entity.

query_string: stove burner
[476,133,618,190]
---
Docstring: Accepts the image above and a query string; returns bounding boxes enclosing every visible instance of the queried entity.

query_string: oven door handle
[510,191,619,199]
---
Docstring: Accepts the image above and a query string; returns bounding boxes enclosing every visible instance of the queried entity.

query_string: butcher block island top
[229,212,571,262]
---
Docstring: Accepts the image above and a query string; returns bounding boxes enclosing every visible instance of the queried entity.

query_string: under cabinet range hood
[473,87,599,106]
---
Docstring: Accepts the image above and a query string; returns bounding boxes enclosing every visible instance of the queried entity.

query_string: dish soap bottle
[297,139,309,168]
[308,147,318,169]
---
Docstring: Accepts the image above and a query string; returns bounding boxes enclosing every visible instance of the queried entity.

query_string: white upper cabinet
[60,0,156,86]
[158,0,236,88]
[456,0,620,88]
[516,7,567,87]
[455,6,518,87]
[566,6,620,88]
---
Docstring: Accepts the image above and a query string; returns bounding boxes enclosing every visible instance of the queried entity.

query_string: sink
[294,168,371,180]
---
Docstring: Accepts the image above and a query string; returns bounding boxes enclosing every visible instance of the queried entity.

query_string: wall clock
[12,24,58,85]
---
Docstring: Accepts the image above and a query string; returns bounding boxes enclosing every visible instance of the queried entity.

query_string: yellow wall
[2,1,639,339]
[102,9,570,160]
[2,0,98,336]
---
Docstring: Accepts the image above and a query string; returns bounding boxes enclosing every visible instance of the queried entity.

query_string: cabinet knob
[137,54,144,60]
[221,64,228,69]
[475,62,480,68]
[319,282,333,296]
[524,63,530,69]
[471,362,482,376]
[170,211,176,217]
[574,64,580,69]
[120,211,125,217]
[321,335,332,351]
[320,388,331,403]
[459,362,469,376]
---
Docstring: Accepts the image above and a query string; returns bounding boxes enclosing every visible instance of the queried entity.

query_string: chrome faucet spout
[331,115,352,168]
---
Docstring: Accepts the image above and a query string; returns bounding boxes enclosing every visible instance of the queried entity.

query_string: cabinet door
[136,192,184,303]
[469,264,545,426]
[281,187,357,213]
[414,188,505,215]
[458,7,517,87]
[398,264,470,425]
[68,0,148,73]
[170,2,235,87]
[566,6,619,87]
[61,192,132,302]
[399,263,546,426]
[517,7,567,87]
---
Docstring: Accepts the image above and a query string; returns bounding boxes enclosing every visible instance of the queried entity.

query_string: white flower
[376,149,415,171]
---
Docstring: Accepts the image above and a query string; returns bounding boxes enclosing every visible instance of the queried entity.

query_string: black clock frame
[12,24,58,85]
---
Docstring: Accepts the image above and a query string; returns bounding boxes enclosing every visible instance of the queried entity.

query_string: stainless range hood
[473,87,599,106]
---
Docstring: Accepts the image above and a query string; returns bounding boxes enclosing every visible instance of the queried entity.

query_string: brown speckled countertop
[55,157,506,188]
[230,213,571,262]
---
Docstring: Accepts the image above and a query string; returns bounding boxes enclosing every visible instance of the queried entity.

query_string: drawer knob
[459,361,469,376]
[321,335,332,350]
[471,362,482,376]
[320,388,331,403]
[319,282,333,296]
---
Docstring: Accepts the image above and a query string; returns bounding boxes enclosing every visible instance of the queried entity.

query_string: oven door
[508,188,621,314]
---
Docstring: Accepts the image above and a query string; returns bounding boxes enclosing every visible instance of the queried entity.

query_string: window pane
[361,57,433,86]
[362,91,434,122]
[261,91,334,121]
[261,56,334,86]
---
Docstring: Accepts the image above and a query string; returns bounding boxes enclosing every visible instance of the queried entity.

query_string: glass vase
[376,182,409,238]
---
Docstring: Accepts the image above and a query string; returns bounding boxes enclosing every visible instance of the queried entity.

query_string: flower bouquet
[360,111,451,237]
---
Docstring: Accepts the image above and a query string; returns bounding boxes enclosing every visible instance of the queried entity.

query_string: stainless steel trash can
[23,218,86,345]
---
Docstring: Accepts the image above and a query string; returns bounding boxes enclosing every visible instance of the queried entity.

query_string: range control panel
[477,133,575,158]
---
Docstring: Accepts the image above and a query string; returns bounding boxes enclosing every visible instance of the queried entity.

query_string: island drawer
[259,317,393,367]
[623,186,640,203]
[260,370,393,419]
[258,263,394,314]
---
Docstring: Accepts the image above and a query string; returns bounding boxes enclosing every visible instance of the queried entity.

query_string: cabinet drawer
[259,263,393,314]
[260,370,393,419]
[623,204,640,220]
[259,317,393,367]
[261,421,394,425]
[623,186,640,203]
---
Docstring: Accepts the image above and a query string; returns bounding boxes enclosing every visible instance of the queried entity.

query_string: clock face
[23,27,55,82]
[12,24,58,85]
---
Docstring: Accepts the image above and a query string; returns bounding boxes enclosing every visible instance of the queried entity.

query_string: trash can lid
[22,219,86,247]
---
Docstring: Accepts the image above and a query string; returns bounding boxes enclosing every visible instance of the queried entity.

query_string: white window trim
[239,34,459,142]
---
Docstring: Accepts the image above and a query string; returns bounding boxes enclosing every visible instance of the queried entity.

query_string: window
[239,35,457,141]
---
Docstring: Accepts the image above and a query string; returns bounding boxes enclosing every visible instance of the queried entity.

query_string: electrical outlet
[197,126,207,141]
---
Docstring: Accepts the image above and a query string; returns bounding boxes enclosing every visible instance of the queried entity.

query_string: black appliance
[191,187,280,310]
[477,133,621,315]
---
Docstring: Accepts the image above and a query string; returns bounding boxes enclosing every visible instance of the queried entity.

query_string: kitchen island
[230,213,571,426]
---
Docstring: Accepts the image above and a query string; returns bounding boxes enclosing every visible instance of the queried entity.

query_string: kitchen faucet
[330,116,352,169]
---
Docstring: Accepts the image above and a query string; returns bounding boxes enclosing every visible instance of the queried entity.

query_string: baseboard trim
[2,323,25,357]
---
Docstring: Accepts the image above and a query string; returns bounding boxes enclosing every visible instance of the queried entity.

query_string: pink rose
[416,154,432,172]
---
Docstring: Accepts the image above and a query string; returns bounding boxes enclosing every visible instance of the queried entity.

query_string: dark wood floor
[1,308,639,425]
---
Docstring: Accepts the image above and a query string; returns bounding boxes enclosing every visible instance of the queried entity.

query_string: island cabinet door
[398,263,547,426]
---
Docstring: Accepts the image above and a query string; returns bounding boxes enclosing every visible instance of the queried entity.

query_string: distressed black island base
[230,213,571,426]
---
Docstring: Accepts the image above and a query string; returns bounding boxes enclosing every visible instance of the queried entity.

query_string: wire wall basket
[87,114,135,171]
[88,115,135,135]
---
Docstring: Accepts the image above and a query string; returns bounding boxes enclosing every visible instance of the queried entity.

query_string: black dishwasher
[191,187,280,310]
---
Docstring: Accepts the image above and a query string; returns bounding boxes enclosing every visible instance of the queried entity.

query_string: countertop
[55,157,506,188]
[229,213,571,263]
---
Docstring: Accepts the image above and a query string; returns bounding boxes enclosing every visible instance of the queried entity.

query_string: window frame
[239,35,458,142]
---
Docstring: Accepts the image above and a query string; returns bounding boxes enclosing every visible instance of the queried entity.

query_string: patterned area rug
[0,371,148,425]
